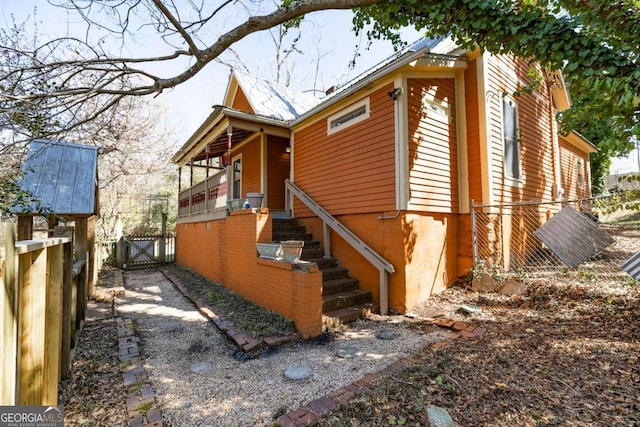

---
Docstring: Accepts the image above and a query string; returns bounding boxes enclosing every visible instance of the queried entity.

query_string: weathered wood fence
[1,223,88,406]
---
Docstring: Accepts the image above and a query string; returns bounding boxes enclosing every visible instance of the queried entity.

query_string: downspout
[380,87,401,220]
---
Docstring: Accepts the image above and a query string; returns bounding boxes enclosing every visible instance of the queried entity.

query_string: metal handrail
[285,179,394,314]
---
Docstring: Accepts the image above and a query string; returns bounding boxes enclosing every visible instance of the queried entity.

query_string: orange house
[172,37,595,337]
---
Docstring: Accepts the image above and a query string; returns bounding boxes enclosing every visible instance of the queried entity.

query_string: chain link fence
[470,195,640,285]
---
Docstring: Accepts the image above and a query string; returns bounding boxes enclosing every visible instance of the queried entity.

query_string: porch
[173,107,395,336]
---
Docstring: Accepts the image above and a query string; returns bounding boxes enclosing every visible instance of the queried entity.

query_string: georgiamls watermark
[0,406,64,427]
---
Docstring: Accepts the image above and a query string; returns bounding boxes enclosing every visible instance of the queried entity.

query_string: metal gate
[117,233,175,270]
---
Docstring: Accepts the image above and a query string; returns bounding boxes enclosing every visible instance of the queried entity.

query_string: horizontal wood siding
[465,59,483,204]
[293,84,396,217]
[486,55,555,203]
[266,136,290,209]
[407,78,458,213]
[559,138,591,200]
[233,136,261,197]
[232,88,254,113]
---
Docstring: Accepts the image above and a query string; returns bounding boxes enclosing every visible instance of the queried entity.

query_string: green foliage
[354,0,640,189]
[0,170,49,215]
[593,183,640,218]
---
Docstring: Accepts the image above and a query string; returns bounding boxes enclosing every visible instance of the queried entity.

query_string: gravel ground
[118,269,450,427]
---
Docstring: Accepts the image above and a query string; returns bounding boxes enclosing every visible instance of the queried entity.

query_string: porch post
[188,161,193,215]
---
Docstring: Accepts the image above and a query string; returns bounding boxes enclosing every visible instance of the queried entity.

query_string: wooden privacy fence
[1,223,88,406]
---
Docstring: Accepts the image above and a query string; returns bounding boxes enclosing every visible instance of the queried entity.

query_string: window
[232,156,241,199]
[422,88,450,122]
[577,159,584,189]
[503,97,521,180]
[327,98,370,135]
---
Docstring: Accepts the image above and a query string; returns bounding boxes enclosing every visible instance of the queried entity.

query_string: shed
[16,139,100,295]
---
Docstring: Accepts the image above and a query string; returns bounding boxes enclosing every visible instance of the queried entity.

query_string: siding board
[293,84,396,216]
[407,78,458,213]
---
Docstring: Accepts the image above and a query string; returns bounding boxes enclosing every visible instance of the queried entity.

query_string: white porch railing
[284,179,395,314]
[178,168,229,217]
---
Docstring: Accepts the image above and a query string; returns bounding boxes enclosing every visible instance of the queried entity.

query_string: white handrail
[285,179,394,314]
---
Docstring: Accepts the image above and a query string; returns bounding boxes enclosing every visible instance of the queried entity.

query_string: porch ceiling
[173,106,291,166]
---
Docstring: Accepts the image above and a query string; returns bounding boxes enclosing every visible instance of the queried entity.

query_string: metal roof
[291,35,465,125]
[172,36,465,165]
[533,205,614,268]
[18,139,99,215]
[233,70,321,120]
[621,250,640,280]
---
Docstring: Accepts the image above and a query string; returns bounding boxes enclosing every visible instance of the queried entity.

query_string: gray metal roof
[18,139,99,215]
[291,35,464,125]
[233,70,321,120]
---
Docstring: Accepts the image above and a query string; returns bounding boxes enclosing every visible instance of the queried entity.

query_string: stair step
[323,289,372,311]
[272,231,313,242]
[322,302,378,328]
[322,277,360,295]
[272,224,307,233]
[271,218,299,226]
[274,217,373,325]
[305,257,339,269]
[301,246,323,259]
[321,266,350,281]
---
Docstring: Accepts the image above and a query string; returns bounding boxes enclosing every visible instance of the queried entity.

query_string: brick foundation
[176,210,323,338]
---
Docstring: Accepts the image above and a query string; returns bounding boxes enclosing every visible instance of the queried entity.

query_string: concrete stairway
[272,218,377,327]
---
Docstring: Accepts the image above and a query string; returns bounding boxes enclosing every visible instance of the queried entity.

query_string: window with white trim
[503,97,521,180]
[327,98,370,135]
[577,159,584,189]
[423,89,450,123]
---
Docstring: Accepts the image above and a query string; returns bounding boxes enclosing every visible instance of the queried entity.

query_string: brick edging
[117,317,163,427]
[272,317,487,426]
[116,269,163,427]
[159,267,302,353]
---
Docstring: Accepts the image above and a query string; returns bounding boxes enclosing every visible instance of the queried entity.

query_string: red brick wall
[176,212,322,337]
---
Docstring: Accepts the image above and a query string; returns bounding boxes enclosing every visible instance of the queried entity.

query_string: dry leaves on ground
[317,271,640,426]
[58,269,128,427]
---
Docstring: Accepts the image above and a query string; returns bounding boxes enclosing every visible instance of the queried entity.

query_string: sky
[1,1,422,145]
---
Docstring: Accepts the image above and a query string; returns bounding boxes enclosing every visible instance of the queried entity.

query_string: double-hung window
[577,159,585,189]
[503,97,521,180]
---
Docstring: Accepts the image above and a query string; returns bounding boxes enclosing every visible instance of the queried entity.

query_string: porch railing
[284,179,395,314]
[178,167,229,217]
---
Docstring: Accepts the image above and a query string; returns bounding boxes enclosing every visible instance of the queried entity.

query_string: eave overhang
[172,107,290,166]
[562,130,598,154]
[291,51,468,128]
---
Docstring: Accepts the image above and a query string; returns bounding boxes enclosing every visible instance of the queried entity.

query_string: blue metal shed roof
[18,139,99,215]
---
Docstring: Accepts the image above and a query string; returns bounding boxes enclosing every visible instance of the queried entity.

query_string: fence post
[159,213,167,263]
[18,246,47,405]
[43,243,63,405]
[116,237,125,269]
[76,260,87,330]
[1,223,17,405]
[470,199,478,267]
[60,241,74,380]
